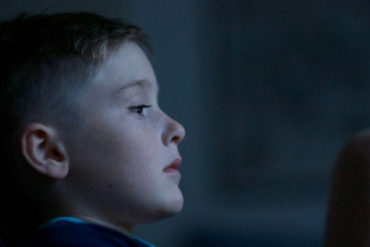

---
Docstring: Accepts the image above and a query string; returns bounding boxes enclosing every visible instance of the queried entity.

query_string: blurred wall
[128,1,370,246]
[0,0,127,18]
[1,1,369,246]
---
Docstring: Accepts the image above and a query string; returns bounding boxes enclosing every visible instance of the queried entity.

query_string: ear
[20,123,69,179]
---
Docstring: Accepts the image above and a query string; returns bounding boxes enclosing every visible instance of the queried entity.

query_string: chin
[151,191,184,222]
[169,192,184,214]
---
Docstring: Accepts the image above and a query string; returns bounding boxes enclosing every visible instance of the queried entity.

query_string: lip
[164,157,182,174]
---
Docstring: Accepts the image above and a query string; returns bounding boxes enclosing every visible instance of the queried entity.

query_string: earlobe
[20,123,69,179]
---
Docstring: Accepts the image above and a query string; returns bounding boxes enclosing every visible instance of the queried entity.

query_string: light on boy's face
[62,42,185,231]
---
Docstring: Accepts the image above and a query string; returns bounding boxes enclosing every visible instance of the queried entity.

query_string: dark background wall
[1,1,369,246]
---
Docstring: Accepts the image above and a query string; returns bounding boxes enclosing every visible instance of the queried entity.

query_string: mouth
[164,157,182,174]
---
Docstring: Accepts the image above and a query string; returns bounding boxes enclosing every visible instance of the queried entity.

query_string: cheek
[66,121,126,176]
[67,115,163,184]
[87,128,158,177]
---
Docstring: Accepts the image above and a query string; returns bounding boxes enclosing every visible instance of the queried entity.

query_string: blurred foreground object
[325,131,370,247]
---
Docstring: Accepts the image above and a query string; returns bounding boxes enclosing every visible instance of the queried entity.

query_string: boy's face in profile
[62,42,185,229]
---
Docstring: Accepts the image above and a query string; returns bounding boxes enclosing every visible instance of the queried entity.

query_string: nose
[162,114,185,146]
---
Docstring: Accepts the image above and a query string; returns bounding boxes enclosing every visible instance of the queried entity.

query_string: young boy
[0,12,185,247]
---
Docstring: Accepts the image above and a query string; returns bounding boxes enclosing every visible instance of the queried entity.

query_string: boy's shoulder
[29,218,155,247]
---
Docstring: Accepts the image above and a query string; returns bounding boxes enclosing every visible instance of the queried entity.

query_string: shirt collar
[37,216,156,247]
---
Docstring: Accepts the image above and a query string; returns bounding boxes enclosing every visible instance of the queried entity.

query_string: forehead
[92,42,158,93]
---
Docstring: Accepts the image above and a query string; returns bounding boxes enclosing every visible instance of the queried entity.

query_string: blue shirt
[29,217,156,247]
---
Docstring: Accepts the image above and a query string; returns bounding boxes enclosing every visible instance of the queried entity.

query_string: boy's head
[0,12,185,234]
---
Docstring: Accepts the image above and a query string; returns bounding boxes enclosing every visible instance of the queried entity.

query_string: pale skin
[19,42,185,235]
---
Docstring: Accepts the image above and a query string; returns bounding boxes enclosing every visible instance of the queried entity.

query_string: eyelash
[130,104,152,115]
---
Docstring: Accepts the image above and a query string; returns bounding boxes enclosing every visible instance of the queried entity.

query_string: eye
[130,104,152,115]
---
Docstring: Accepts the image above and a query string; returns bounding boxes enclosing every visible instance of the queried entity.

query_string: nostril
[162,112,185,145]
[172,123,185,145]
[172,135,181,145]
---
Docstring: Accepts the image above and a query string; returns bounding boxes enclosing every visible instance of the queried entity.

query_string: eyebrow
[115,79,152,94]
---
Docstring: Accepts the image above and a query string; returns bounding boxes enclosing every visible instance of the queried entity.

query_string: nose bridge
[161,111,185,145]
